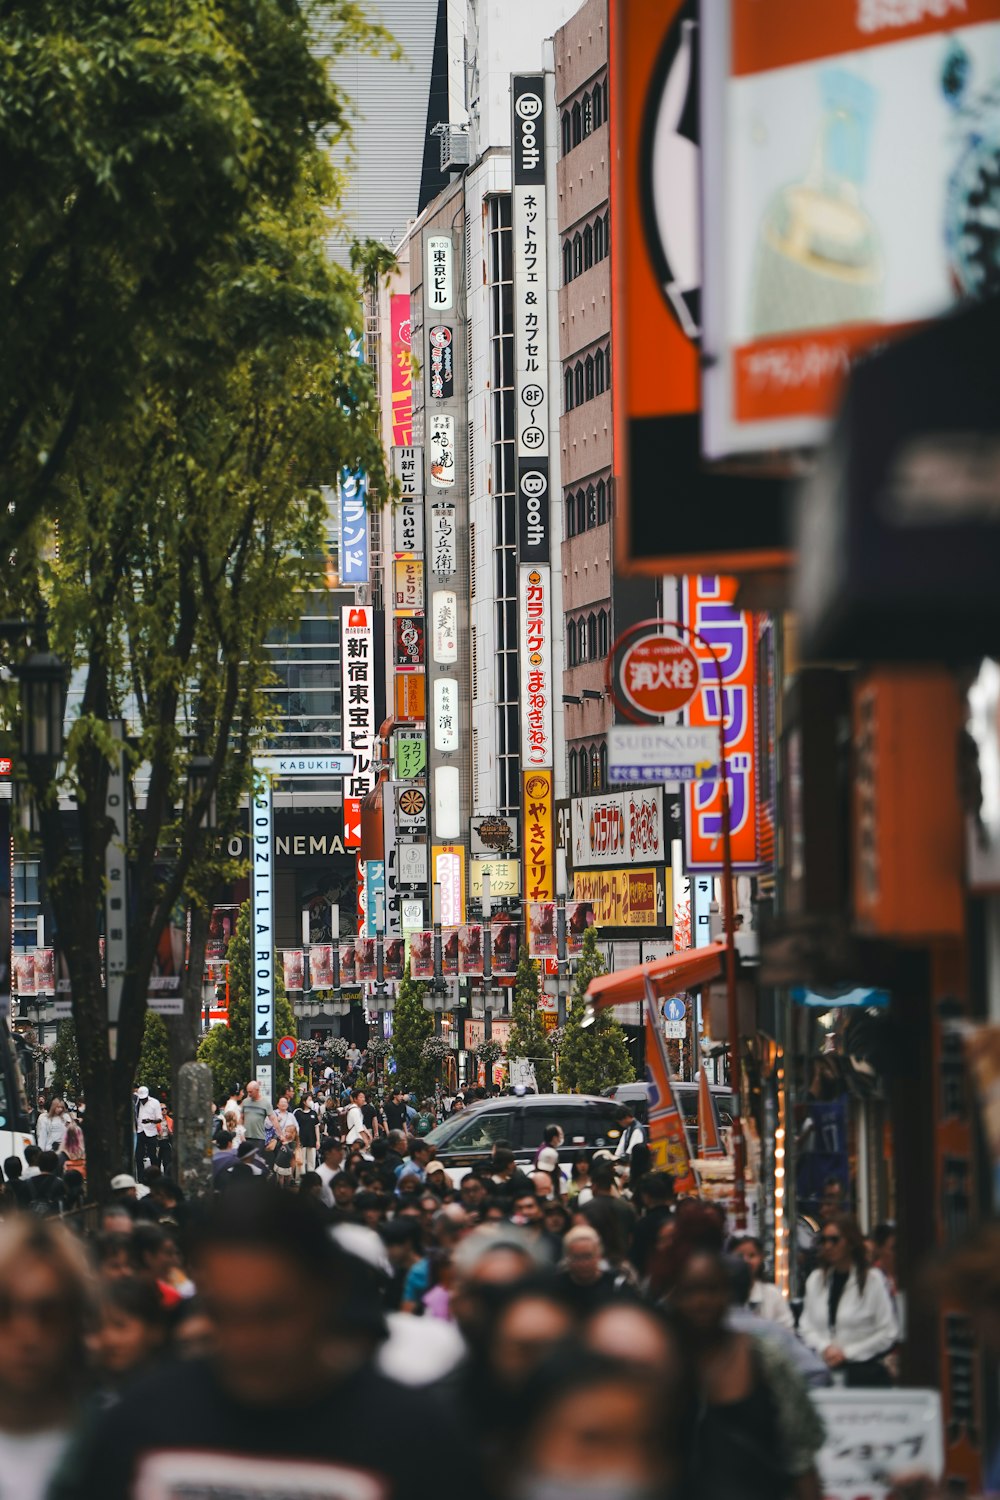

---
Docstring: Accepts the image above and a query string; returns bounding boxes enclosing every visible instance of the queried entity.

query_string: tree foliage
[507,945,553,1092]
[389,963,434,1097]
[0,0,391,1195]
[51,1021,81,1101]
[198,902,296,1101]
[558,928,635,1095]
[136,1013,172,1101]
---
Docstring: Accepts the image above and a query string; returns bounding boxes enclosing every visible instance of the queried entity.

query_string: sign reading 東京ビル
[512,74,550,566]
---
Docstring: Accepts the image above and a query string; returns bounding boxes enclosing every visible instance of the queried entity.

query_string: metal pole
[716,658,746,1228]
[481,872,492,1042]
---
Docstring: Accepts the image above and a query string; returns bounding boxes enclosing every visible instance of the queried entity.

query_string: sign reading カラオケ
[571,788,666,869]
[519,566,553,769]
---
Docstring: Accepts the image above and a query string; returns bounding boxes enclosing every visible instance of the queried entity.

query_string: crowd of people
[0,1064,913,1500]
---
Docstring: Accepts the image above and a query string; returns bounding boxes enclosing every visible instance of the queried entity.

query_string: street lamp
[16,651,67,770]
[186,755,217,831]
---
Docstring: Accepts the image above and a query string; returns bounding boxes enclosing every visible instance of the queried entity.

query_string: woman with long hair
[799,1212,898,1386]
[729,1234,794,1330]
[36,1098,68,1156]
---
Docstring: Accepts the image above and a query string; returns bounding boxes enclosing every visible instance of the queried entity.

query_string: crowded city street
[1,0,1000,1496]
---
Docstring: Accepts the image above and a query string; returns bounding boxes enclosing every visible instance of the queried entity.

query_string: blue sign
[791,986,889,1010]
[364,860,386,936]
[340,470,369,584]
[664,997,686,1022]
[277,1035,297,1060]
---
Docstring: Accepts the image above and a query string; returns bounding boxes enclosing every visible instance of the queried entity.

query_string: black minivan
[423,1093,628,1177]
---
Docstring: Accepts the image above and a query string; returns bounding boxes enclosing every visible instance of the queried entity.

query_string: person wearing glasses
[799,1212,898,1386]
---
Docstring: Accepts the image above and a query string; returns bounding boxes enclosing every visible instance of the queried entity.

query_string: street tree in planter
[558,927,635,1095]
[507,945,554,1092]
[198,903,297,1100]
[389,964,435,1097]
[0,1,391,1197]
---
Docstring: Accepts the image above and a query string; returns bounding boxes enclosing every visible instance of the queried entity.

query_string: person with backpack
[28,1152,67,1218]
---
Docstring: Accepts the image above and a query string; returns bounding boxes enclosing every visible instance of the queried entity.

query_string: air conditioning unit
[432,123,471,172]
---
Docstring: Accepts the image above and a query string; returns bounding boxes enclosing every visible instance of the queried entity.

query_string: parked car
[604,1079,733,1153]
[423,1092,628,1178]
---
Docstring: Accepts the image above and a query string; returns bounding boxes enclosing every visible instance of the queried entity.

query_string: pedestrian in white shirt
[134,1087,164,1176]
[316,1138,346,1208]
[799,1213,898,1386]
[729,1233,794,1330]
[36,1099,68,1156]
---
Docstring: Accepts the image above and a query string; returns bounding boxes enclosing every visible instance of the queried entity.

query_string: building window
[583,223,593,270]
[587,485,597,528]
[578,747,589,791]
[563,241,573,285]
[603,79,609,122]
[578,619,587,663]
[585,355,595,402]
[572,100,582,146]
[594,214,604,262]
[597,478,608,524]
[569,752,579,795]
[567,619,577,667]
[561,111,571,156]
[564,367,574,412]
[573,234,583,277]
[590,744,601,790]
[566,493,576,539]
[587,613,597,659]
[598,610,609,658]
[582,91,593,138]
[574,362,584,406]
[600,742,608,788]
[595,347,605,395]
[593,81,604,129]
[576,490,586,534]
[604,211,610,254]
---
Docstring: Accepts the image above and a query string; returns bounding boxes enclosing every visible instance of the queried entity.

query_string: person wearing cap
[424,1157,450,1197]
[134,1087,164,1176]
[533,1123,563,1170]
[59,1188,464,1500]
[110,1174,139,1200]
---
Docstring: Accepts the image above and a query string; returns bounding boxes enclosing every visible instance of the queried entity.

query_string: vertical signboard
[104,721,128,1027]
[389,292,413,446]
[432,844,466,925]
[518,566,553,769]
[431,504,457,576]
[681,576,759,871]
[426,236,454,315]
[339,470,369,584]
[523,769,555,903]
[342,607,377,801]
[512,74,550,567]
[250,771,274,1086]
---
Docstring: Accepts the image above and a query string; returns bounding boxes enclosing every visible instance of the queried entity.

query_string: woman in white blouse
[799,1213,898,1386]
[36,1098,68,1155]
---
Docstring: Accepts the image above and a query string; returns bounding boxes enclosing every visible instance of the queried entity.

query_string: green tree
[0,2,392,1196]
[558,927,634,1095]
[50,1021,81,1100]
[198,902,297,1100]
[507,945,553,1092]
[389,963,434,1097]
[135,1012,171,1100]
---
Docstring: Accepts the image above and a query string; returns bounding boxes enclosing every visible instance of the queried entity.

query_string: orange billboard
[610,0,789,575]
[522,770,554,903]
[394,671,425,723]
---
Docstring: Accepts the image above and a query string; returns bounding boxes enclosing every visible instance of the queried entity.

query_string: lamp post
[17,651,68,771]
[186,754,217,833]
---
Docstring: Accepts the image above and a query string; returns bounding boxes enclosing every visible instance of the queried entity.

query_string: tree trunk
[168,903,211,1107]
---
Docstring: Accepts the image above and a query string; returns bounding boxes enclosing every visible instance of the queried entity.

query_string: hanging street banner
[389,293,413,446]
[339,470,369,584]
[645,982,699,1193]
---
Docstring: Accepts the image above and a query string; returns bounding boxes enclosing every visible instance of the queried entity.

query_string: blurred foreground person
[90,1277,171,1396]
[670,1249,825,1500]
[58,1186,461,1500]
[0,1217,94,1500]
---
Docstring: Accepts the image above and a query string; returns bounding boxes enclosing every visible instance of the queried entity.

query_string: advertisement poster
[700,2,1000,456]
[573,867,667,929]
[491,916,519,977]
[339,470,369,585]
[385,938,405,983]
[429,414,456,488]
[392,493,423,551]
[511,75,551,567]
[410,930,435,980]
[394,556,423,612]
[459,924,484,977]
[682,575,760,871]
[426,235,453,313]
[339,941,357,985]
[428,324,455,399]
[356,937,376,983]
[341,607,376,801]
[433,678,459,752]
[389,293,412,447]
[441,928,460,978]
[309,944,334,990]
[470,859,520,900]
[394,672,426,722]
[522,768,555,903]
[432,590,458,662]
[471,814,518,856]
[431,505,457,577]
[282,949,304,992]
[566,901,597,955]
[572,787,666,868]
[432,844,465,926]
[528,902,558,957]
[394,614,424,669]
[395,731,426,781]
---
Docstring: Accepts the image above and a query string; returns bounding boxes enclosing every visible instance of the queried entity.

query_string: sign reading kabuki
[341,607,377,800]
[339,470,369,584]
[682,576,760,871]
[511,75,550,566]
[426,236,454,314]
[519,566,553,768]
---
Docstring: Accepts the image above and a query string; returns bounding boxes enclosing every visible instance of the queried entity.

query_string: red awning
[586,942,726,1013]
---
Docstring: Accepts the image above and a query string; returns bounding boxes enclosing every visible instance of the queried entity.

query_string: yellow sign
[572,866,670,928]
[431,844,465,925]
[470,859,520,899]
[522,769,554,902]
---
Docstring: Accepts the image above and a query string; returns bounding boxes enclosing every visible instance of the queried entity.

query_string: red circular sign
[617,636,701,718]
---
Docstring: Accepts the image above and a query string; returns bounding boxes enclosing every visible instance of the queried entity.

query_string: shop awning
[586,942,726,1014]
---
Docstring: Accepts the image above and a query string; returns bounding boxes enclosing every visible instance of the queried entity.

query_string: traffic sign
[344,797,362,848]
[616,635,701,719]
[664,1021,686,1039]
[607,726,720,785]
[277,1036,297,1061]
[664,997,686,1022]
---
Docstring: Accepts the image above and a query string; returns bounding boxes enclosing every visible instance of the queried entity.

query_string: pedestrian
[669,1248,825,1500]
[294,1092,321,1174]
[384,1086,409,1134]
[240,1079,276,1151]
[316,1137,346,1208]
[612,1102,647,1164]
[567,1157,591,1204]
[556,1225,629,1314]
[396,1139,433,1192]
[345,1087,370,1147]
[91,1276,171,1394]
[729,1233,794,1329]
[459,1172,489,1221]
[631,1172,675,1279]
[36,1097,68,1156]
[272,1124,299,1189]
[0,1217,94,1500]
[58,1188,460,1500]
[29,1152,68,1218]
[133,1088,163,1176]
[799,1212,898,1385]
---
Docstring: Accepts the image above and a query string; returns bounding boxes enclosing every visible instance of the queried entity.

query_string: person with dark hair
[729,1234,794,1329]
[670,1249,825,1500]
[584,1159,637,1261]
[129,1223,184,1308]
[92,1276,171,1391]
[3,1153,32,1209]
[631,1172,675,1279]
[870,1221,898,1300]
[490,1146,534,1204]
[799,1212,898,1385]
[93,1233,133,1282]
[59,1187,465,1500]
[29,1151,68,1218]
